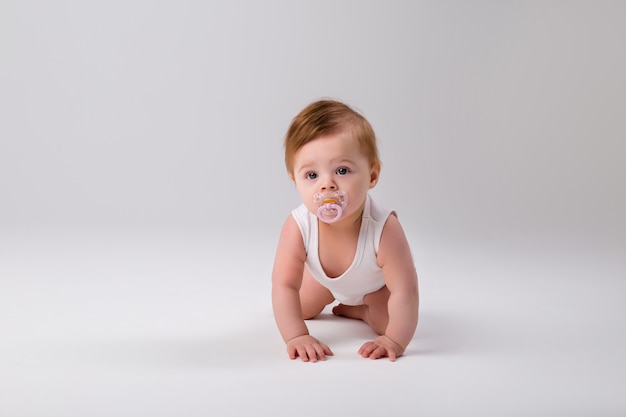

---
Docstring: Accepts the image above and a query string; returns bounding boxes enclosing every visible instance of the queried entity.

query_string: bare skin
[332,286,390,334]
[281,213,417,362]
[332,287,406,361]
[272,130,419,362]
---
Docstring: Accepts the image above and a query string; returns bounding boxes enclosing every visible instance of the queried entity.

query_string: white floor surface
[1,227,624,416]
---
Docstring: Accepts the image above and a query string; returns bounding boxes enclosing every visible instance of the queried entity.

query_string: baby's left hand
[358,335,405,362]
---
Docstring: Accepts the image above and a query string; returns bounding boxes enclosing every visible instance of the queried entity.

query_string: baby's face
[291,130,379,224]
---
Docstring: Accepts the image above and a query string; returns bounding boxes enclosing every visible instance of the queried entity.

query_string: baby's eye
[306,172,318,180]
[336,167,350,175]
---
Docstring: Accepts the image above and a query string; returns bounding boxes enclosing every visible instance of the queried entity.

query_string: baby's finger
[287,345,298,360]
[322,344,334,356]
[368,346,387,360]
[357,341,371,354]
[304,345,320,362]
[358,342,377,358]
[296,346,310,362]
[313,344,328,361]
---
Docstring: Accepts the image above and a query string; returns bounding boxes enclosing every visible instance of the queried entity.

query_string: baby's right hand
[286,335,333,362]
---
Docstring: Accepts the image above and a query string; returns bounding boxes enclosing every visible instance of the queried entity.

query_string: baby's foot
[332,303,367,321]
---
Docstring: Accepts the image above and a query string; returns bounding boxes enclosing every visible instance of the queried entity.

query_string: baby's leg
[300,267,335,319]
[332,286,390,335]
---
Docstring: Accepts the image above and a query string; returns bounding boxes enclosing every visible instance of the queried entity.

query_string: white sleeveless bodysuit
[291,195,394,306]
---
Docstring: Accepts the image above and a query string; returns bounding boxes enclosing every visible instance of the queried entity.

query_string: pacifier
[313,190,348,224]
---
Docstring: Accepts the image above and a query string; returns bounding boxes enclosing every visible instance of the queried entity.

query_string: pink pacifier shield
[313,190,348,223]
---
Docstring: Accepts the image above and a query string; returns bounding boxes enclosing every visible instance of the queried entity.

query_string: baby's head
[284,99,380,179]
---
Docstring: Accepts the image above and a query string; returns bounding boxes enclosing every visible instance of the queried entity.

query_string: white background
[1,1,625,416]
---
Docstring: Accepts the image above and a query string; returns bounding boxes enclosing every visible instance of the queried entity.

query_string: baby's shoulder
[367,196,396,224]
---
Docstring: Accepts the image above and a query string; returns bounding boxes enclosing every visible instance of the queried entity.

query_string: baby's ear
[369,162,381,188]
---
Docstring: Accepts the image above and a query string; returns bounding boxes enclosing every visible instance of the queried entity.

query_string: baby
[272,99,419,362]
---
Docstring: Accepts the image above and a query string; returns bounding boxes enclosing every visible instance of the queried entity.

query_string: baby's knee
[369,314,388,335]
[301,305,324,320]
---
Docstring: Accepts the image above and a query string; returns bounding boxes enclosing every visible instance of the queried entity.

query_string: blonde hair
[284,100,380,177]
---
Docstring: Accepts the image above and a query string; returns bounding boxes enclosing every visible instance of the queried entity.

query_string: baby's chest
[317,235,358,279]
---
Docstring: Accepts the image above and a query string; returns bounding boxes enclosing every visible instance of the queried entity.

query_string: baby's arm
[271,216,333,362]
[363,215,419,360]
